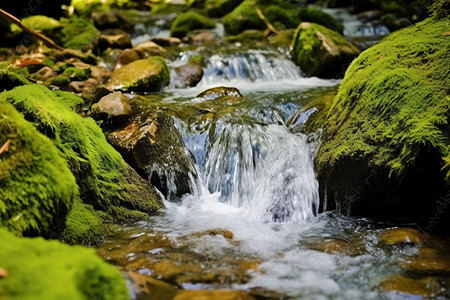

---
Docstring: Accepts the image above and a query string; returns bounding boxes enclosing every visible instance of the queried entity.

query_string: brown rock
[401,247,450,273]
[113,48,145,70]
[92,10,133,31]
[97,29,132,52]
[66,78,98,94]
[192,228,234,239]
[380,275,445,298]
[197,86,243,100]
[151,37,182,47]
[174,290,256,300]
[379,227,424,245]
[81,85,112,104]
[32,66,57,81]
[91,91,132,122]
[175,63,204,87]
[127,272,178,300]
[191,31,218,45]
[134,41,167,57]
[90,66,110,84]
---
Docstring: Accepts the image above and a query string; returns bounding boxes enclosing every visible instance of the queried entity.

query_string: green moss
[60,17,99,51]
[170,11,215,38]
[225,29,265,44]
[49,75,71,87]
[302,89,338,133]
[151,1,189,14]
[316,17,450,180]
[0,228,130,300]
[432,0,450,19]
[108,56,170,92]
[189,54,205,66]
[222,0,264,35]
[204,0,242,17]
[62,67,91,81]
[298,8,344,34]
[0,69,29,91]
[0,100,78,236]
[21,15,62,31]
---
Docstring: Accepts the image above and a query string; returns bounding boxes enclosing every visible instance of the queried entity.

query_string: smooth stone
[32,66,57,81]
[151,37,182,47]
[379,227,424,245]
[97,29,132,52]
[191,31,218,45]
[90,91,132,122]
[134,41,167,57]
[81,85,111,104]
[175,63,204,87]
[380,275,446,298]
[401,247,450,273]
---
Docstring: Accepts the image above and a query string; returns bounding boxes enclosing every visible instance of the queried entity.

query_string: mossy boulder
[0,69,29,91]
[222,0,264,35]
[170,11,215,38]
[291,22,360,78]
[315,17,450,233]
[204,0,243,17]
[3,85,164,243]
[0,100,78,236]
[298,8,344,34]
[107,56,170,92]
[60,17,99,51]
[0,228,130,300]
[21,15,62,32]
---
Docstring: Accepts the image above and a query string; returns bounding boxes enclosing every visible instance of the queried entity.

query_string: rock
[89,65,110,83]
[0,70,29,92]
[197,86,243,100]
[107,57,170,92]
[291,22,360,78]
[175,63,204,87]
[91,92,132,123]
[314,18,450,233]
[67,78,98,94]
[134,41,167,57]
[204,0,242,17]
[192,228,234,239]
[20,15,62,31]
[401,247,450,273]
[170,11,215,38]
[151,37,182,47]
[113,48,145,69]
[357,10,383,22]
[191,31,218,45]
[222,0,265,35]
[379,228,424,245]
[107,111,196,199]
[81,85,112,104]
[96,29,132,52]
[308,238,366,256]
[60,17,99,51]
[0,229,129,300]
[92,10,133,31]
[380,275,446,298]
[0,268,8,278]
[126,272,178,300]
[298,8,344,34]
[174,290,256,300]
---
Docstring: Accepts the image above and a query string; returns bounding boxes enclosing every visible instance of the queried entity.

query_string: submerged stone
[196,86,243,100]
[380,275,447,298]
[174,290,256,300]
[379,227,425,245]
[291,22,360,78]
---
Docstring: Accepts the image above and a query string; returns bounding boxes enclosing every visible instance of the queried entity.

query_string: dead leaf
[0,139,11,156]
[0,268,8,278]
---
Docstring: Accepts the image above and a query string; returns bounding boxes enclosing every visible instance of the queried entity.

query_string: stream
[98,15,450,300]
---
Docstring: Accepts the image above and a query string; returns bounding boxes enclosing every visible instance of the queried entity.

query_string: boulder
[91,91,132,123]
[134,40,167,57]
[92,10,133,31]
[191,31,218,45]
[314,17,450,233]
[197,86,243,100]
[107,111,196,200]
[204,0,242,17]
[175,63,204,87]
[291,22,360,78]
[170,11,215,38]
[222,0,265,35]
[151,37,182,47]
[113,48,145,69]
[96,29,132,52]
[107,56,170,92]
[32,66,57,82]
[81,85,112,104]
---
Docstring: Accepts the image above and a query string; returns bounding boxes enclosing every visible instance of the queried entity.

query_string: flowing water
[99,49,450,299]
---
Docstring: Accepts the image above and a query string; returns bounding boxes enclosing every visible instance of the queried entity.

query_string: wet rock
[126,272,178,300]
[107,57,170,92]
[66,78,98,94]
[291,22,360,78]
[308,238,366,256]
[96,29,132,53]
[113,49,145,70]
[91,92,132,123]
[134,41,167,57]
[380,275,446,298]
[192,228,234,239]
[357,10,383,22]
[107,111,195,199]
[170,11,215,38]
[175,63,204,87]
[151,37,182,47]
[81,85,112,104]
[204,0,242,17]
[92,10,133,31]
[379,227,424,245]
[197,86,243,100]
[90,66,110,84]
[191,31,218,45]
[174,290,256,300]
[32,66,57,82]
[401,247,450,273]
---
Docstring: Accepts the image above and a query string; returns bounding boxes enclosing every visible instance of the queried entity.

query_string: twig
[0,139,11,156]
[0,8,64,51]
[251,0,279,35]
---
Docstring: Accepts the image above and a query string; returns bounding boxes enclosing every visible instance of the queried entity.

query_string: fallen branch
[0,139,11,156]
[0,8,64,51]
[251,0,279,35]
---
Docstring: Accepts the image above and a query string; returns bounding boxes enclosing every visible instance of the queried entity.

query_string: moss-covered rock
[298,7,344,34]
[315,17,450,232]
[0,100,78,237]
[21,15,62,32]
[170,11,215,38]
[60,17,99,51]
[291,22,360,78]
[204,0,243,17]
[0,69,29,91]
[107,56,170,92]
[3,85,163,243]
[222,0,264,35]
[0,228,130,300]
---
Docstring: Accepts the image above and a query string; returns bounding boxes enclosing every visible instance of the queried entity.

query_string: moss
[0,100,78,236]
[268,29,295,48]
[60,17,99,51]
[151,1,189,15]
[224,29,265,44]
[49,75,71,87]
[432,0,450,19]
[0,69,29,91]
[170,11,215,38]
[302,89,338,133]
[108,56,170,92]
[189,54,205,66]
[317,17,450,178]
[222,0,265,35]
[0,228,130,300]
[204,0,242,17]
[62,67,91,81]
[298,8,344,34]
[21,15,62,31]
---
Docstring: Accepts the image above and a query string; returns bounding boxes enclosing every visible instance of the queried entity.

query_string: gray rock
[91,91,132,123]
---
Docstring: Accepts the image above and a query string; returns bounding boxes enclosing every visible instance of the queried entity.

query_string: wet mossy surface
[315,17,450,231]
[0,69,29,91]
[0,228,130,300]
[170,11,215,38]
[0,100,78,237]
